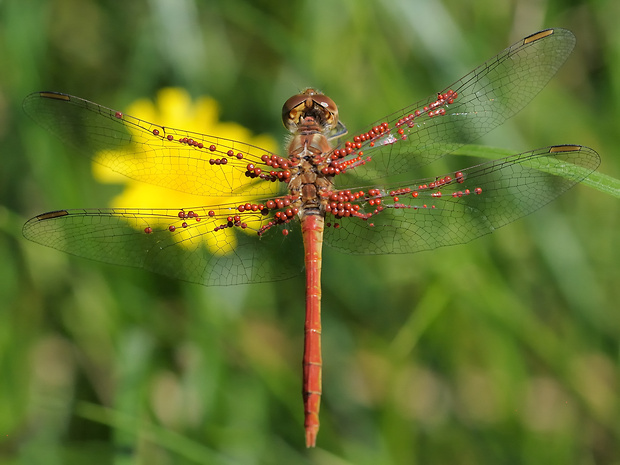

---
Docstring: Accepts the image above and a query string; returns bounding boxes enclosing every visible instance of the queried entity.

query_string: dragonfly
[23,28,600,447]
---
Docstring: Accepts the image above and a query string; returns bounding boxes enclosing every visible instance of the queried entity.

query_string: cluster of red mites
[321,90,458,177]
[453,187,483,198]
[143,210,201,234]
[224,195,296,236]
[325,189,362,219]
[386,187,412,202]
[323,189,386,221]
[264,196,294,210]
[333,122,391,158]
[246,163,292,182]
[261,154,291,168]
[214,215,248,232]
[169,210,201,232]
[257,209,299,236]
[246,154,292,182]
[321,153,368,175]
[320,123,391,176]
[234,196,294,215]
[208,149,244,165]
[395,90,457,131]
[150,127,252,165]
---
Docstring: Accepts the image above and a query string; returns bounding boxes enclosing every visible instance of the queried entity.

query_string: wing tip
[38,92,71,101]
[34,210,70,221]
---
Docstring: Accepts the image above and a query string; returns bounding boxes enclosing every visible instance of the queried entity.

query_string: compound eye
[281,88,339,132]
[282,93,307,130]
[310,94,337,115]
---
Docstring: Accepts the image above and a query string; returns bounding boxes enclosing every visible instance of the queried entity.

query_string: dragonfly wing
[23,205,303,286]
[324,145,600,254]
[337,28,576,185]
[23,92,281,197]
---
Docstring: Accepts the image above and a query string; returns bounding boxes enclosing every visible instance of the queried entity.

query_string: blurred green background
[1,0,619,463]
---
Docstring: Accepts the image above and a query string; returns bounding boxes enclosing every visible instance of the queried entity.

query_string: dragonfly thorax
[282,88,339,134]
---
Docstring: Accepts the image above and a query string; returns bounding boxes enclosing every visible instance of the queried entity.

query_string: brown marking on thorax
[287,131,334,215]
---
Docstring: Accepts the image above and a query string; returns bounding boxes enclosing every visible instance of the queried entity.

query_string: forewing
[23,92,282,197]
[336,28,576,185]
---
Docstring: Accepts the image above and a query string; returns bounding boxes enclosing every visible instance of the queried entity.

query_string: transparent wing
[324,145,600,253]
[23,92,285,197]
[23,200,304,286]
[335,28,576,185]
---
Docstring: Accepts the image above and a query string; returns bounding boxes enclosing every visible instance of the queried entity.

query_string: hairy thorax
[287,125,335,216]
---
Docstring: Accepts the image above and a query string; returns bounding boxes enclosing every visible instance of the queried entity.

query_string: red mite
[22,29,599,447]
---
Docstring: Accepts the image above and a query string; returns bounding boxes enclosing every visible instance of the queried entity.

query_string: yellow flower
[92,88,280,254]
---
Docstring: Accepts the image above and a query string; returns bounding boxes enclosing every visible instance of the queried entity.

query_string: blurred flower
[92,88,280,254]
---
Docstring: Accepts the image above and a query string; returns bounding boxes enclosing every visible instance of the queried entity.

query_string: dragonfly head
[282,88,339,133]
